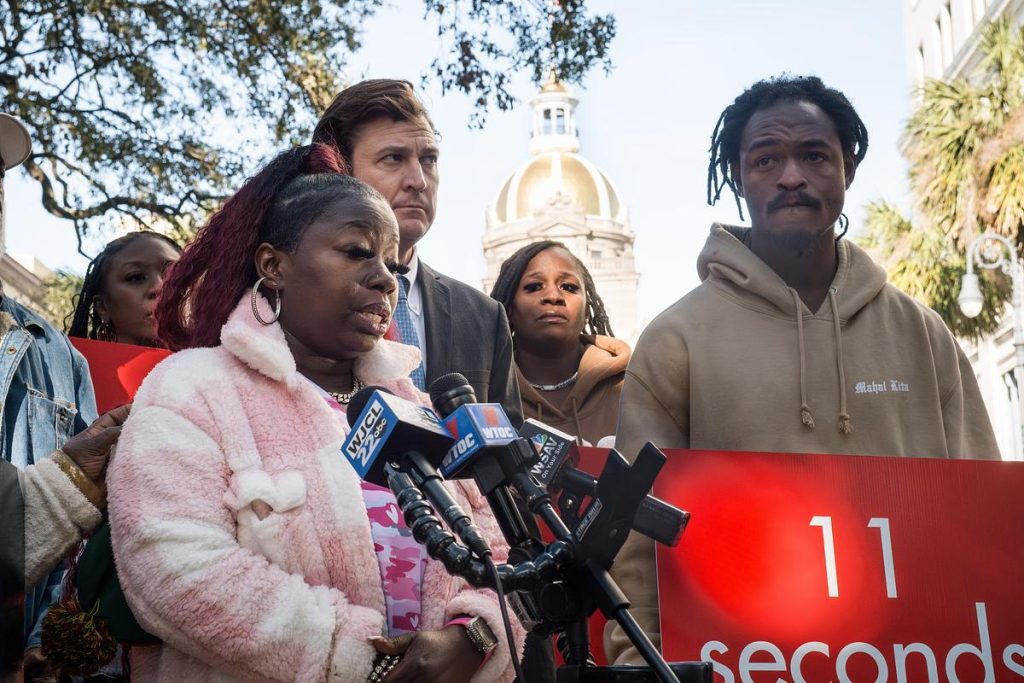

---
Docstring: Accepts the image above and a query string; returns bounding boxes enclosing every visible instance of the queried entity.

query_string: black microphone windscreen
[428,373,476,417]
[345,385,392,427]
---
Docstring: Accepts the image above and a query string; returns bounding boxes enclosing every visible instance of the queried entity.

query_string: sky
[3,0,912,324]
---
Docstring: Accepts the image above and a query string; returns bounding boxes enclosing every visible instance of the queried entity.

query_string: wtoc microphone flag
[440,403,517,478]
[341,388,453,485]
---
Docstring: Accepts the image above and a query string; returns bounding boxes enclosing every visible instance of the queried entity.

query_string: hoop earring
[96,320,116,342]
[251,277,282,325]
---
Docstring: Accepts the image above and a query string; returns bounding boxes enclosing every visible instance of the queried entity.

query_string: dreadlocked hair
[155,143,358,351]
[707,74,869,226]
[67,231,182,340]
[489,240,613,338]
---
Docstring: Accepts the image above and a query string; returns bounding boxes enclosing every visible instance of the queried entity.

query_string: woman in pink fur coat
[106,145,523,682]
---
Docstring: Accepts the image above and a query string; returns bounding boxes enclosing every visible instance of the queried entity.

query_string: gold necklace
[328,376,366,405]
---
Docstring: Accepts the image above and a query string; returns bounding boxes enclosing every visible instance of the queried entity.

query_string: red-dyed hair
[155,144,349,350]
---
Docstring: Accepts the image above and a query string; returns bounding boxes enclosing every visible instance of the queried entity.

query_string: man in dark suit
[312,79,521,424]
[314,79,554,682]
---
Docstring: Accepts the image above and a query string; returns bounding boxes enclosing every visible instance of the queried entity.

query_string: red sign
[653,450,1024,683]
[70,337,170,414]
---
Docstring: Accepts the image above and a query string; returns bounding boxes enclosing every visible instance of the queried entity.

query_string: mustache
[767,192,822,212]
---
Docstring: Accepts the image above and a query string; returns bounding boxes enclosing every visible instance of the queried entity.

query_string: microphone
[519,419,689,548]
[432,377,517,493]
[519,419,581,487]
[425,377,686,678]
[570,443,668,568]
[342,386,491,559]
[429,373,545,557]
[342,386,453,486]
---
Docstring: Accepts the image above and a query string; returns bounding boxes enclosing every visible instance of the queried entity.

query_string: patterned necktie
[395,275,426,391]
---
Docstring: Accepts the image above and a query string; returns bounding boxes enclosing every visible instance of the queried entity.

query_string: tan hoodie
[605,224,1000,665]
[517,334,630,446]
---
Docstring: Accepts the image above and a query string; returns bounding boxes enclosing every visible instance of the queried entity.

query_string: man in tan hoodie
[605,75,1001,665]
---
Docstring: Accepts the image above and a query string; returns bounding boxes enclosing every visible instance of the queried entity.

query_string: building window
[556,108,566,135]
[942,2,955,62]
[931,18,945,74]
[542,108,552,135]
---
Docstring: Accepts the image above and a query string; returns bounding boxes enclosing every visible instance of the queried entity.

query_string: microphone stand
[505,469,681,683]
[385,448,712,683]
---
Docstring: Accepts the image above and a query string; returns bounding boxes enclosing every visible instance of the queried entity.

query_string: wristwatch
[463,616,498,656]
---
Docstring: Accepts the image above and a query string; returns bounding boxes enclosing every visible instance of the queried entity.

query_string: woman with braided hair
[106,143,523,682]
[67,231,182,347]
[490,240,629,447]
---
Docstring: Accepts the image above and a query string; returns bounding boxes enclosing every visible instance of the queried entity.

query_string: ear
[844,152,857,189]
[92,294,109,322]
[253,243,287,291]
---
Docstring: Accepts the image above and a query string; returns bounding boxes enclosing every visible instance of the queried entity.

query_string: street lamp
[959,232,1024,458]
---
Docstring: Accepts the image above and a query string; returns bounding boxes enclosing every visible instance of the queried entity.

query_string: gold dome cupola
[489,76,626,225]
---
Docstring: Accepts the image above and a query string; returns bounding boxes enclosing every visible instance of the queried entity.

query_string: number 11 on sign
[810,516,898,599]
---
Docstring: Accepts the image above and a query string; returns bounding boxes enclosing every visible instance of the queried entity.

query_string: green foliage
[1,0,615,244]
[39,269,84,332]
[861,18,1024,335]
[422,0,615,127]
[859,201,1007,339]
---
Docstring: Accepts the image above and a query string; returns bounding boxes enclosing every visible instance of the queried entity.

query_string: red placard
[653,450,1024,683]
[70,337,170,414]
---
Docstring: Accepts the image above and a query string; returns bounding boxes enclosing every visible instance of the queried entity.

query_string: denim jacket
[0,295,97,650]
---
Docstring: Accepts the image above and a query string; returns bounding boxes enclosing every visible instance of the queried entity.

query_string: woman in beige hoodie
[490,241,630,447]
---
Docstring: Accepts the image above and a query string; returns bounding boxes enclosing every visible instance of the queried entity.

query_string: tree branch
[24,157,182,221]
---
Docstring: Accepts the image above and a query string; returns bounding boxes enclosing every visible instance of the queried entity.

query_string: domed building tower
[483,76,640,343]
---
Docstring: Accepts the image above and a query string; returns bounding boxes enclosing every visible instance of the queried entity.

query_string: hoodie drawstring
[791,288,853,435]
[791,289,816,429]
[828,288,854,435]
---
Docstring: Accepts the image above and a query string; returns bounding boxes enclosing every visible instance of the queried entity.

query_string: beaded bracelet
[366,653,401,682]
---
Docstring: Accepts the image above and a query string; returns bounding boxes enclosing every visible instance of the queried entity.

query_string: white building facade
[482,77,640,344]
[903,0,1024,458]
[0,196,51,311]
[903,0,1024,86]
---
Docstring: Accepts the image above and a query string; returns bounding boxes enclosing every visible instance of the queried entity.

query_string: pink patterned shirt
[315,385,428,637]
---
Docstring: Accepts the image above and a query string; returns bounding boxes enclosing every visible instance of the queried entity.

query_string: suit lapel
[417,261,452,387]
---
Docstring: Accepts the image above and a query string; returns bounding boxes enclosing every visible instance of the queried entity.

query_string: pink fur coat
[108,296,524,682]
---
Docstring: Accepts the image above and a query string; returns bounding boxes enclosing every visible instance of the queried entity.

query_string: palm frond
[862,17,1024,337]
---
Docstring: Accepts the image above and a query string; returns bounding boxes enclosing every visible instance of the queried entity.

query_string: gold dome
[493,151,623,224]
[488,76,625,226]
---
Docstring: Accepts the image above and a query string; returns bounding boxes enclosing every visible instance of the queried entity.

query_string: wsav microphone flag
[518,419,579,487]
